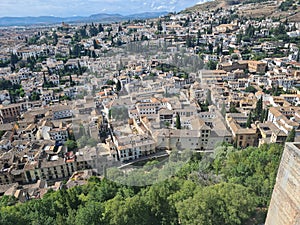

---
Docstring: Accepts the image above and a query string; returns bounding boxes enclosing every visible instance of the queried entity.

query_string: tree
[106,80,114,85]
[110,106,129,121]
[91,50,96,58]
[79,27,88,38]
[206,89,212,105]
[89,24,98,37]
[77,61,82,75]
[29,91,40,101]
[176,113,181,129]
[108,109,112,120]
[260,109,268,123]
[208,43,213,54]
[286,128,295,142]
[93,39,99,49]
[207,23,213,34]
[10,53,19,65]
[75,202,103,225]
[116,80,121,92]
[255,97,263,120]
[245,86,257,94]
[176,183,257,225]
[73,32,81,42]
[157,20,163,32]
[186,35,194,48]
[246,112,252,128]
[65,139,77,151]
[221,102,226,118]
[205,60,217,70]
[98,23,104,33]
[229,102,239,113]
[69,75,74,86]
[77,136,87,148]
[0,142,285,225]
[43,72,47,86]
[52,31,58,45]
[264,108,269,122]
[87,138,98,147]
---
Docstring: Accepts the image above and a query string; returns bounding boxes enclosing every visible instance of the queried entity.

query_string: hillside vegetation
[0,144,283,225]
[185,0,300,22]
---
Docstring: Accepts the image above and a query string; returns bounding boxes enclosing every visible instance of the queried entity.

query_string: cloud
[0,0,205,17]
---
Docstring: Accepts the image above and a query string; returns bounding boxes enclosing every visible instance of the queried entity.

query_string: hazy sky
[0,0,207,17]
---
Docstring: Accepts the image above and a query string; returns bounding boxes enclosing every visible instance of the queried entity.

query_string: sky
[0,0,208,17]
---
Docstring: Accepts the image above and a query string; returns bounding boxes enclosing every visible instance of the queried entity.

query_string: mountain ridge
[0,11,169,27]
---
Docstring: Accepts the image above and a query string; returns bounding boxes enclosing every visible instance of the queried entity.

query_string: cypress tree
[255,97,263,120]
[221,102,226,118]
[286,128,296,142]
[116,80,121,92]
[176,113,181,130]
[246,112,252,128]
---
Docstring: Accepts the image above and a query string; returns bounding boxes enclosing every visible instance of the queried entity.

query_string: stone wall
[265,142,300,225]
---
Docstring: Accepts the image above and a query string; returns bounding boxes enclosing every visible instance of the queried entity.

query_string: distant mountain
[0,12,168,26]
[0,16,83,26]
[125,12,170,19]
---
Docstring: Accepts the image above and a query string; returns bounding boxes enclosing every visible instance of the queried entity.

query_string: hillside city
[0,1,299,220]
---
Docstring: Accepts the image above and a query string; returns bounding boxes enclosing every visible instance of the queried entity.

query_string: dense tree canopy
[0,143,283,225]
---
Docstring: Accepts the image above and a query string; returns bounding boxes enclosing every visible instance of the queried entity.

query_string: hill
[183,0,240,13]
[0,12,168,27]
[184,0,300,22]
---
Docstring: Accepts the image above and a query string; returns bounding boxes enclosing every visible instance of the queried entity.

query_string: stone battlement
[265,142,300,225]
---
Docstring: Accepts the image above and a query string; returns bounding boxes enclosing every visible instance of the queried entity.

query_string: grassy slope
[183,0,300,22]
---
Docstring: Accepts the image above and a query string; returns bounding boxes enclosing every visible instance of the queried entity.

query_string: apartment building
[156,126,211,151]
[48,127,69,143]
[217,61,248,72]
[226,113,258,148]
[267,107,300,135]
[52,105,73,120]
[248,60,267,74]
[0,104,21,124]
[0,144,115,185]
[111,134,156,162]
